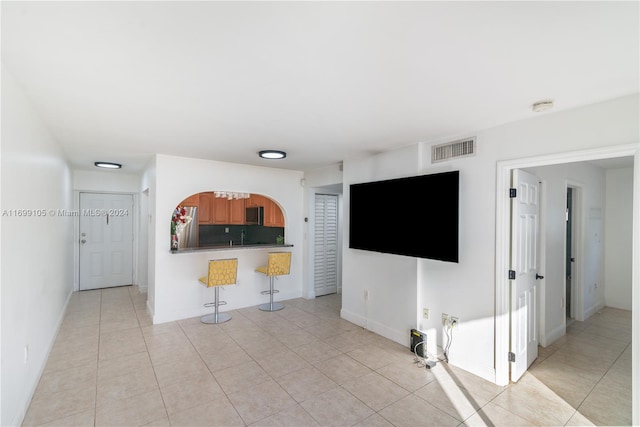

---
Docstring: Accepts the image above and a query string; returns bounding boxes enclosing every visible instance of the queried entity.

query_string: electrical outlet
[442,313,449,325]
[24,345,29,364]
[423,308,429,319]
[450,316,459,328]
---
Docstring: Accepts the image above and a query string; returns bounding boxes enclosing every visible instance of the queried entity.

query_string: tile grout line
[132,288,171,427]
[223,304,321,426]
[92,289,103,427]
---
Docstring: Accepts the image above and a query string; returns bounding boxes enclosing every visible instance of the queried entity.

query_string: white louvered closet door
[314,194,338,296]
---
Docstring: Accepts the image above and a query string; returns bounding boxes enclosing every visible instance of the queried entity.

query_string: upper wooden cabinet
[228,198,246,224]
[264,198,284,227]
[211,197,246,225]
[247,194,267,208]
[198,192,214,224]
[180,194,199,207]
[247,194,283,227]
[183,192,283,227]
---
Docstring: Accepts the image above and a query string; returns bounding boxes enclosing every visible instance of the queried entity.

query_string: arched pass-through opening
[171,191,286,250]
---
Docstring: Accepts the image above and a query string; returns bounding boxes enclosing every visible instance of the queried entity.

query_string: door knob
[81,239,86,244]
[536,274,544,280]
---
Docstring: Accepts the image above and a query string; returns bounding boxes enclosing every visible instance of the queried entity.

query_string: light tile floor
[22,287,632,426]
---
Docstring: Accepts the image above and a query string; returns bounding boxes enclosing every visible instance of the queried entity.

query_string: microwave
[245,206,264,225]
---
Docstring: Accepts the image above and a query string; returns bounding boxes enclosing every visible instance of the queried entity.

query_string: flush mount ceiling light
[94,161,122,169]
[532,99,554,113]
[258,150,286,159]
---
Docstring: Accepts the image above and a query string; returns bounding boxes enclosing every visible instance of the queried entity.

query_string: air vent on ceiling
[431,137,476,163]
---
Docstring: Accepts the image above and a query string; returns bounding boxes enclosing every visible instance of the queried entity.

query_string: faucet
[240,230,245,246]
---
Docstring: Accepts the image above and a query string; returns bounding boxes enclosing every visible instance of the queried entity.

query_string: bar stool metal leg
[259,277,284,311]
[202,287,231,323]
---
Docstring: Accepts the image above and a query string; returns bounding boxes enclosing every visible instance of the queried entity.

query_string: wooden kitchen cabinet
[211,196,246,224]
[197,192,282,226]
[247,194,267,208]
[246,194,284,227]
[198,192,214,224]
[212,197,229,224]
[228,198,246,224]
[179,194,199,207]
[264,198,284,227]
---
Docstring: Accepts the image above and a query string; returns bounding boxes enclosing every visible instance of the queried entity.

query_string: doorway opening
[495,144,638,389]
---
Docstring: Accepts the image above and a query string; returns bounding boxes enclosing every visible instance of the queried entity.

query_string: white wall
[342,145,422,345]
[145,154,305,323]
[0,68,74,426]
[605,168,634,310]
[73,170,140,193]
[341,94,639,384]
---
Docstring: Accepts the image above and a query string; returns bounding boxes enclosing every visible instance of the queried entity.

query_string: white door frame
[564,182,584,322]
[494,143,639,425]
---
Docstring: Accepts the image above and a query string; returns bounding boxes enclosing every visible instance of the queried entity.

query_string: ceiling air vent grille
[432,137,476,163]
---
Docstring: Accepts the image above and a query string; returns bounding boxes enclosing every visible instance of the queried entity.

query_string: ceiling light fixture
[532,99,554,113]
[94,161,122,169]
[258,150,286,159]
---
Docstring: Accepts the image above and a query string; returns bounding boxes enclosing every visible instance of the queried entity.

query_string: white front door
[314,194,339,296]
[510,169,541,381]
[79,193,134,290]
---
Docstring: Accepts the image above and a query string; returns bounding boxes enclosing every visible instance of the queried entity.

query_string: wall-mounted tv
[349,170,459,262]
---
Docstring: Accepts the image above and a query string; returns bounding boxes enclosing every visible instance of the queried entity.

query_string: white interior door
[80,193,134,290]
[510,169,541,381]
[314,194,338,296]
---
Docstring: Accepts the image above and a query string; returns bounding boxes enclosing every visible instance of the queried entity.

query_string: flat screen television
[349,170,459,262]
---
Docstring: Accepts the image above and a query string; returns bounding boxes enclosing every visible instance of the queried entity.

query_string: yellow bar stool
[255,251,291,311]
[198,258,237,324]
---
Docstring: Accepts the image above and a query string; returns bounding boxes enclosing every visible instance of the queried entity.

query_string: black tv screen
[349,170,459,262]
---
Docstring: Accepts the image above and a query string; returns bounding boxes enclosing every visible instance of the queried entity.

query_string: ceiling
[2,1,638,174]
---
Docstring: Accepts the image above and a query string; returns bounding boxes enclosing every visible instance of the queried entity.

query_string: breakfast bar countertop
[170,244,293,254]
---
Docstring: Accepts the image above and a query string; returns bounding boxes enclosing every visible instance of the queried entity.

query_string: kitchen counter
[171,243,293,254]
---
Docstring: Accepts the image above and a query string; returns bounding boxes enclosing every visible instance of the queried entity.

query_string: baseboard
[15,289,73,427]
[584,301,606,320]
[340,308,408,347]
[340,308,367,328]
[541,323,566,347]
[146,298,155,319]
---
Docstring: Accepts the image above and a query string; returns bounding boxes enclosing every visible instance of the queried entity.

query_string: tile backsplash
[199,224,284,247]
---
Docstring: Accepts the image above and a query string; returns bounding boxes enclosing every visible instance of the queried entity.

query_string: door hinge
[508,352,516,362]
[508,270,516,280]
[509,188,517,198]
